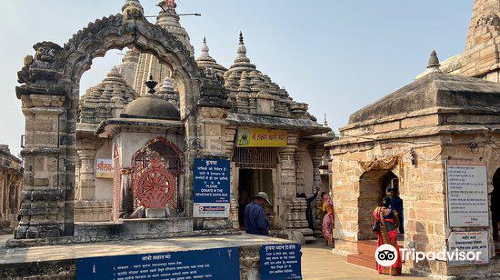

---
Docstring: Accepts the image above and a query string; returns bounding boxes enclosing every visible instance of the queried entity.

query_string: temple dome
[121,95,180,121]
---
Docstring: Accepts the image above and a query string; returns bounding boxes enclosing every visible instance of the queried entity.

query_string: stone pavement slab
[0,234,291,265]
[302,244,430,280]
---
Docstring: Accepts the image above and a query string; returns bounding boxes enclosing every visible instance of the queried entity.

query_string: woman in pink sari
[373,197,402,276]
[322,193,334,245]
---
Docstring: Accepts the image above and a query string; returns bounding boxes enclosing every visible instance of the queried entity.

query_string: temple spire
[461,0,500,79]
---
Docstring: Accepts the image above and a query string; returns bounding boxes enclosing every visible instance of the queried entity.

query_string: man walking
[245,192,271,236]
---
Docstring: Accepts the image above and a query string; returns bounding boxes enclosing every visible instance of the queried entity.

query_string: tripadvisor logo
[375,244,483,265]
[375,244,398,267]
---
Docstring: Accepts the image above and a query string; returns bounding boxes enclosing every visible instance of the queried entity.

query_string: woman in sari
[373,197,402,276]
[322,193,334,246]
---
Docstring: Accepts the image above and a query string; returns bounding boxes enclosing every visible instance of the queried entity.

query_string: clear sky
[0,0,472,156]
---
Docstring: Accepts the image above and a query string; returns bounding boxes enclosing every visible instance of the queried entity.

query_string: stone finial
[427,50,442,73]
[145,74,158,94]
[122,0,144,20]
[237,32,247,58]
[160,75,175,93]
[108,66,121,78]
[323,114,329,127]
[200,37,210,58]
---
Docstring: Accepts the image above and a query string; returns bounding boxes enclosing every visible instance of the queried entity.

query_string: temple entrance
[358,170,399,241]
[238,169,274,229]
[233,147,278,229]
[492,168,500,253]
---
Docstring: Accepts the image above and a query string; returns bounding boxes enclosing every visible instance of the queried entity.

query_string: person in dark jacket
[245,192,271,236]
[297,186,320,230]
[386,187,404,234]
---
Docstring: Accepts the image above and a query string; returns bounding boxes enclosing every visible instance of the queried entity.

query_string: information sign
[260,244,302,280]
[448,231,489,266]
[446,160,488,227]
[193,158,230,218]
[76,247,240,280]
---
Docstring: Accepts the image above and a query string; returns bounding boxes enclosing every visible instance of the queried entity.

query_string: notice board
[76,247,240,280]
[446,160,488,227]
[448,231,489,266]
[193,158,230,218]
[260,244,302,280]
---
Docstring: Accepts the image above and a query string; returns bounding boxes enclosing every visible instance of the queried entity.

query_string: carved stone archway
[14,1,206,239]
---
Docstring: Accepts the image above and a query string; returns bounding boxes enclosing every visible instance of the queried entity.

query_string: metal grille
[232,148,278,169]
[132,138,184,214]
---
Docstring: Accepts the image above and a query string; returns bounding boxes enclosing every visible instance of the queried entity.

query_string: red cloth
[373,208,402,275]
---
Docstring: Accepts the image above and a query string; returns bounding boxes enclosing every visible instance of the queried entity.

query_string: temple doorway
[358,170,399,241]
[492,168,500,253]
[238,169,274,229]
[233,147,278,230]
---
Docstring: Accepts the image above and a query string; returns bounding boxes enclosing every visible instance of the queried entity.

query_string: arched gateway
[14,0,227,239]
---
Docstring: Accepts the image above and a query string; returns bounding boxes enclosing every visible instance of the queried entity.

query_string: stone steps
[347,253,377,270]
[346,240,404,271]
[304,236,317,244]
[347,240,378,270]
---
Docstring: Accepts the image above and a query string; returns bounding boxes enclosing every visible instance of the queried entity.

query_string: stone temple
[72,0,333,241]
[2,0,332,278]
[328,0,500,278]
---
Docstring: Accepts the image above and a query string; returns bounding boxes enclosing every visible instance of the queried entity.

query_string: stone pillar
[278,134,298,227]
[230,163,240,228]
[120,168,134,219]
[16,94,69,239]
[311,147,324,191]
[311,147,325,232]
[294,146,306,195]
[76,148,97,201]
[225,126,239,228]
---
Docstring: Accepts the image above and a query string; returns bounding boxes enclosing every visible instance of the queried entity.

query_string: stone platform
[0,234,296,280]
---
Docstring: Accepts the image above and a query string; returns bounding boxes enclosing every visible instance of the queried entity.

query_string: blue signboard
[260,244,302,280]
[193,159,230,217]
[77,247,240,280]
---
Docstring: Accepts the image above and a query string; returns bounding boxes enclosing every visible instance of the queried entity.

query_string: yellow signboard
[236,128,288,147]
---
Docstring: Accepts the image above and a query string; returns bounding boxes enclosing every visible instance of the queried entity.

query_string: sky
[0,0,472,156]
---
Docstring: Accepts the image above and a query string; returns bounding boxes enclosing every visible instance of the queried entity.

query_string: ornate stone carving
[122,0,144,21]
[17,42,65,94]
[134,157,177,209]
[475,14,500,28]
[198,70,231,109]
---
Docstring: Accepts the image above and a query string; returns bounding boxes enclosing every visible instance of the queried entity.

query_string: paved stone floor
[302,242,430,280]
[0,234,431,279]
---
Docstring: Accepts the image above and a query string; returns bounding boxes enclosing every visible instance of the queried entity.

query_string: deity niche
[129,138,184,218]
[134,156,176,209]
